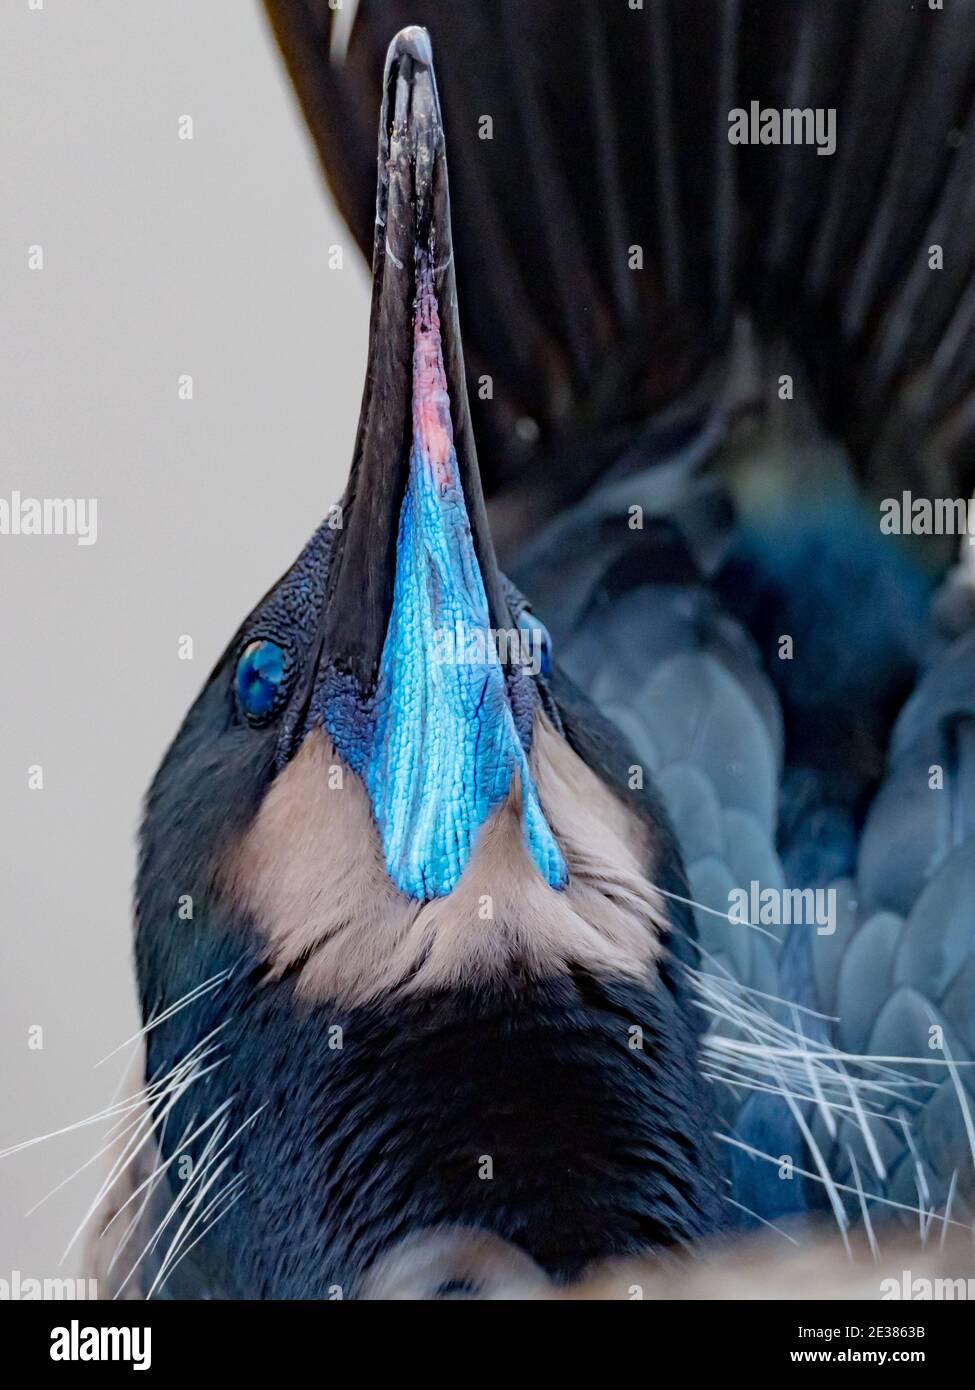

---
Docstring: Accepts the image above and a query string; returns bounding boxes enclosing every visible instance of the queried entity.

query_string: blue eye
[235,639,287,722]
[516,610,552,678]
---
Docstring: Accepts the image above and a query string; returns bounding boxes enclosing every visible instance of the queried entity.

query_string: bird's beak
[318,28,566,902]
[321,26,507,682]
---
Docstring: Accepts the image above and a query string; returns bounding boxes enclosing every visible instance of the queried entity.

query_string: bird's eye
[235,639,288,722]
[517,609,553,678]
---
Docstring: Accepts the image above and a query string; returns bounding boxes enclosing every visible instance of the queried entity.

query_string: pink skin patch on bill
[412,259,457,492]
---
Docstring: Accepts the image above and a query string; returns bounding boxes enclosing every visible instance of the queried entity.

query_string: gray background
[0,0,368,1275]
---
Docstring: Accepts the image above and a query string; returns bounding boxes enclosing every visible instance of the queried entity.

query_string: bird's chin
[215,715,664,1009]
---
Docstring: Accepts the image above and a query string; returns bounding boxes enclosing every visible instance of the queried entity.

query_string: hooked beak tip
[382,25,444,215]
[384,25,435,74]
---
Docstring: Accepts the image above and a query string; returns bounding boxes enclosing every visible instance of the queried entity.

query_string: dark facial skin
[133,30,722,1299]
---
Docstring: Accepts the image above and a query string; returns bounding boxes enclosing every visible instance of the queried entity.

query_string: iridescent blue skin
[239,527,564,903]
[364,436,566,901]
[322,273,565,902]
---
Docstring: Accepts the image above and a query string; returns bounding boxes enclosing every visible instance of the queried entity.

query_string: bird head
[133,29,717,1297]
[230,28,564,904]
